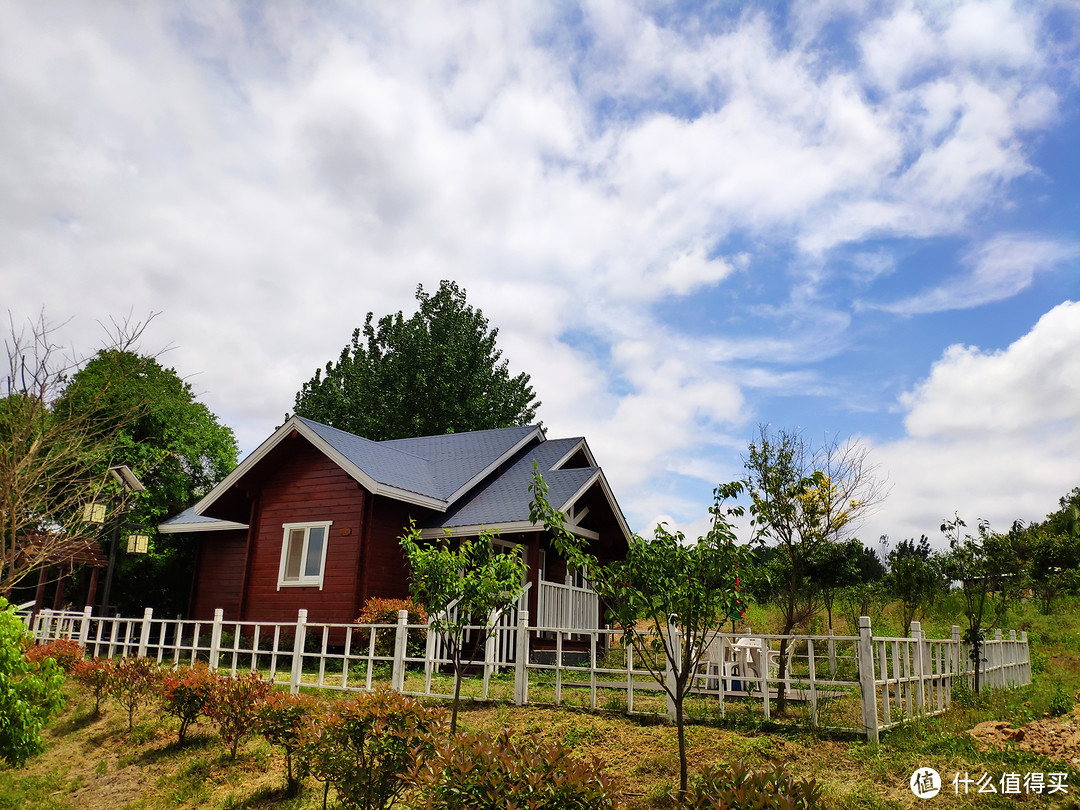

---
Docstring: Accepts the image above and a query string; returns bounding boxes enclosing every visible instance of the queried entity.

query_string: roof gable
[188,416,542,518]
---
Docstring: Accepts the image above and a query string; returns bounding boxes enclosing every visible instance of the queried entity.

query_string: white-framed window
[277,521,332,589]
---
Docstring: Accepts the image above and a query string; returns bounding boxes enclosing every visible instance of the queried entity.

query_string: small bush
[25,638,85,672]
[108,657,160,731]
[0,599,66,766]
[72,658,112,715]
[404,730,615,810]
[258,691,317,796]
[1048,682,1074,717]
[301,688,446,810]
[356,597,428,657]
[160,664,215,744]
[205,671,273,759]
[676,761,823,809]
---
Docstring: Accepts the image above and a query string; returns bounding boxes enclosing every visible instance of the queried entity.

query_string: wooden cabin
[159,417,632,639]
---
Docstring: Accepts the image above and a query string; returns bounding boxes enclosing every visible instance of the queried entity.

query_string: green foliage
[72,657,112,715]
[404,730,615,810]
[399,520,526,732]
[0,599,66,766]
[356,597,428,657]
[676,761,823,809]
[941,515,1023,693]
[885,536,945,631]
[257,691,317,796]
[294,280,539,441]
[530,468,749,795]
[107,656,160,731]
[204,671,272,759]
[24,639,84,673]
[300,688,446,810]
[160,664,215,745]
[55,349,238,615]
[1047,682,1074,717]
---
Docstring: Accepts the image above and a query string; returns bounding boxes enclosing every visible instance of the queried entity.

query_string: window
[277,521,332,589]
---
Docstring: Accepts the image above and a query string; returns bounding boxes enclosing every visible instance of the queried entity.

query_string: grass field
[4,597,1080,809]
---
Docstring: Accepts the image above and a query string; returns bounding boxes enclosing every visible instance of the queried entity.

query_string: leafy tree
[294,280,539,441]
[806,538,867,631]
[530,470,748,796]
[0,597,65,766]
[399,521,526,733]
[1017,488,1080,613]
[940,515,1024,693]
[742,426,884,714]
[885,536,944,631]
[54,349,238,614]
[1,314,141,594]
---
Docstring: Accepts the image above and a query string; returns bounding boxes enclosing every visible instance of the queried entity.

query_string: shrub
[676,761,823,809]
[404,730,615,810]
[72,657,112,715]
[356,597,428,657]
[301,688,446,810]
[258,691,317,796]
[160,664,215,744]
[1048,682,1074,717]
[0,599,66,766]
[205,671,273,759]
[108,657,160,731]
[24,638,84,672]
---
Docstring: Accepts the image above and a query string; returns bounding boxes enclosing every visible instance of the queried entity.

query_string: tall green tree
[742,425,884,714]
[295,281,539,441]
[54,349,238,614]
[530,470,748,796]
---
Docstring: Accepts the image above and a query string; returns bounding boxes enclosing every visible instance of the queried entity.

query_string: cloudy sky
[3,1,1078,548]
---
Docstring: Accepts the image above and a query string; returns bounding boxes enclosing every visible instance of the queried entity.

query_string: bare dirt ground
[968,707,1080,766]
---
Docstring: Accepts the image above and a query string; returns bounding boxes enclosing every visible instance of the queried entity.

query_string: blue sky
[2,1,1077,548]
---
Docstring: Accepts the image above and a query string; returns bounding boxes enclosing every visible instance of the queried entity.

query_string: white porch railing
[537,580,598,630]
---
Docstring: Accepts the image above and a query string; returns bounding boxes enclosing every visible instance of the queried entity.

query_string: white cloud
[878,235,1080,315]
[866,301,1080,545]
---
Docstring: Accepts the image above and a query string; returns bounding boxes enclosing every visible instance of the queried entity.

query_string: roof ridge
[295,416,432,463]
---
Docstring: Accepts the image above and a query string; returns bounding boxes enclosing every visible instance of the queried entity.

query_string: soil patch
[968,708,1080,766]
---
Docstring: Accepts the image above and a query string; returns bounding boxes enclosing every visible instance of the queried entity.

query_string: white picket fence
[27,606,1030,741]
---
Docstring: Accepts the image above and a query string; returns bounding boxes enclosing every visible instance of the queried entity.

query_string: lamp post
[98,465,145,616]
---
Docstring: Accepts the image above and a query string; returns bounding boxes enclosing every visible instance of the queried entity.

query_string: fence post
[910,620,925,714]
[1008,630,1017,687]
[290,609,308,695]
[39,608,54,642]
[514,611,530,706]
[209,608,224,671]
[857,616,879,744]
[1021,630,1030,684]
[993,629,1003,689]
[138,607,154,659]
[828,628,836,677]
[392,609,408,692]
[664,617,678,723]
[78,605,93,646]
[951,624,962,696]
[482,609,497,700]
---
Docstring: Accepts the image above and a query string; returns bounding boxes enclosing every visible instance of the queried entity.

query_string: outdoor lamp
[82,502,106,525]
[126,533,150,554]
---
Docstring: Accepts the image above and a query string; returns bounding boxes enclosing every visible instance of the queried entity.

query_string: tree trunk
[776,637,789,715]
[676,698,688,795]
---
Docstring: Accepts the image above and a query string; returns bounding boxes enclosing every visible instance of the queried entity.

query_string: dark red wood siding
[190,530,247,620]
[241,442,366,624]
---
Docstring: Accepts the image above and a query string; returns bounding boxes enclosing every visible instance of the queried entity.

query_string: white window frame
[277,521,333,590]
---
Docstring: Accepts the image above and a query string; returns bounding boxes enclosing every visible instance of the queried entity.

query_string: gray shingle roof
[299,418,536,501]
[428,437,594,529]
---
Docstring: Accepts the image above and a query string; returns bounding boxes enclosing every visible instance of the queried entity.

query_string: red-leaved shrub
[205,671,273,759]
[160,664,215,744]
[25,639,84,672]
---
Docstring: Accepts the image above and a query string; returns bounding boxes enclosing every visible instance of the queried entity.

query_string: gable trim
[191,416,449,518]
[418,521,600,541]
[559,469,634,545]
[442,426,544,505]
